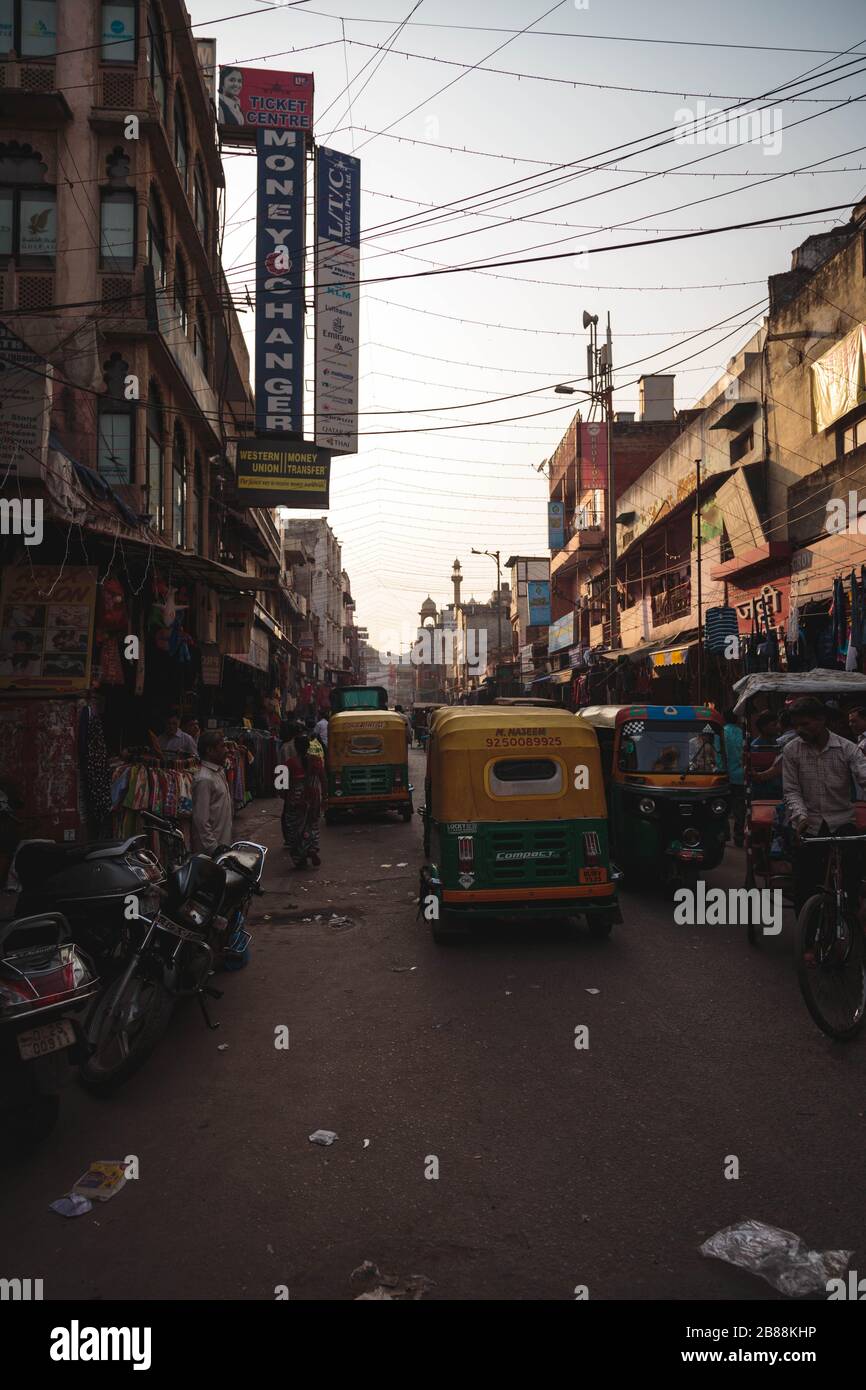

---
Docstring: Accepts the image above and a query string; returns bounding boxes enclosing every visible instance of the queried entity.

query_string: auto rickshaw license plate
[579,868,606,884]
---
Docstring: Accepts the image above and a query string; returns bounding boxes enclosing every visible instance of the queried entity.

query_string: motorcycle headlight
[711,799,727,816]
[639,797,655,815]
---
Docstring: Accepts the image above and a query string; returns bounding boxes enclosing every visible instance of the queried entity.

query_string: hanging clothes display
[222,728,282,799]
[111,754,198,840]
[704,606,739,654]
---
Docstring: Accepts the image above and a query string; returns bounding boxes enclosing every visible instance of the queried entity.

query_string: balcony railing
[651,587,691,626]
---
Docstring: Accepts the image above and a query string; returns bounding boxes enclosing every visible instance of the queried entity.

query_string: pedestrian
[314,709,329,750]
[783,696,866,916]
[181,715,201,744]
[848,704,866,749]
[191,730,233,855]
[722,708,745,847]
[394,703,412,746]
[280,722,325,868]
[159,710,199,758]
[750,709,784,802]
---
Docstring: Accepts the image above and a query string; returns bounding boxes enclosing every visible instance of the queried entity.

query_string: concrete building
[280,518,344,685]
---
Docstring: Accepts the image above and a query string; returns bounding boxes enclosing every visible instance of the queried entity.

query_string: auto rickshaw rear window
[350,735,383,753]
[489,758,563,797]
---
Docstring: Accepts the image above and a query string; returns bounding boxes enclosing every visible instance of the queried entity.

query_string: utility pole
[471,546,502,681]
[695,456,704,704]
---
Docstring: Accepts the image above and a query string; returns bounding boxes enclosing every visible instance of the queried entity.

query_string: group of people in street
[723,699,866,915]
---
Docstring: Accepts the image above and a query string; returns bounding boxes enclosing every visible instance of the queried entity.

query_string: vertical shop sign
[314,146,360,455]
[255,129,305,436]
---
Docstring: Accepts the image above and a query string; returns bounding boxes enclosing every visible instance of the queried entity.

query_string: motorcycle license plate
[17,1018,76,1061]
[579,868,606,884]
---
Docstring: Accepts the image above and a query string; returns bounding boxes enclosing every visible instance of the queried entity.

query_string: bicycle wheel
[795,892,866,1041]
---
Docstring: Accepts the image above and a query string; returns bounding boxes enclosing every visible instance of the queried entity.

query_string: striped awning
[651,643,693,669]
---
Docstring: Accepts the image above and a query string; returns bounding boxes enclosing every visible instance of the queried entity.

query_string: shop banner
[580,420,607,492]
[0,321,52,475]
[811,324,866,432]
[255,128,305,437]
[315,146,360,456]
[0,565,97,691]
[548,500,565,551]
[200,643,222,686]
[527,580,551,627]
[548,611,574,653]
[218,67,314,140]
[519,643,534,673]
[236,438,330,508]
[220,595,254,656]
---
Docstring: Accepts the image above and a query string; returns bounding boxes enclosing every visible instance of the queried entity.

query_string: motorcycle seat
[14,837,144,888]
[216,847,262,876]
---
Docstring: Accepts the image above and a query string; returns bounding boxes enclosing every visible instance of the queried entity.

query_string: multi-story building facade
[0,1,338,840]
[553,200,866,709]
[280,518,344,686]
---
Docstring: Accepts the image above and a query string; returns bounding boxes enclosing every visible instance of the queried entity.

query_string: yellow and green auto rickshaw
[575,704,729,888]
[325,709,412,824]
[420,707,622,943]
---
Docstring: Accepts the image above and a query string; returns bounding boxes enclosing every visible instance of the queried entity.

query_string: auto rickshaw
[330,685,388,713]
[420,707,622,943]
[325,709,412,824]
[576,704,729,888]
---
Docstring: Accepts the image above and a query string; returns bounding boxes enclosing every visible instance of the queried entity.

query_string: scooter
[0,912,99,1152]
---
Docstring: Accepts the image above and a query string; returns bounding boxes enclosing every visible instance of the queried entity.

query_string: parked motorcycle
[0,911,99,1152]
[13,819,266,1092]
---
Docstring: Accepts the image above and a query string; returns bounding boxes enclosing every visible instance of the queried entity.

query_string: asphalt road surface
[3,746,864,1301]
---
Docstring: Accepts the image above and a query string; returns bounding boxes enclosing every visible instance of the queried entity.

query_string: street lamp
[471,547,503,677]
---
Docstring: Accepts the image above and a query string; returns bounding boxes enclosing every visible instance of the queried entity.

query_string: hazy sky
[197,0,866,649]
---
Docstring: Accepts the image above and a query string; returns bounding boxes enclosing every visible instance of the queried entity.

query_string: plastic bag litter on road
[309,1129,338,1146]
[50,1193,93,1218]
[700,1219,853,1297]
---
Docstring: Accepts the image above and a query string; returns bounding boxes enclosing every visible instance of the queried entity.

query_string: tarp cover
[732,668,866,714]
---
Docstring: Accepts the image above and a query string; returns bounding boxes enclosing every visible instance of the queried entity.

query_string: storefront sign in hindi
[0,566,97,691]
[236,439,331,508]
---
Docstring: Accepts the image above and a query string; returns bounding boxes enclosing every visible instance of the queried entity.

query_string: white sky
[197,0,866,650]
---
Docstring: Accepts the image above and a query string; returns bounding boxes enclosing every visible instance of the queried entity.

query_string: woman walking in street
[280,722,325,868]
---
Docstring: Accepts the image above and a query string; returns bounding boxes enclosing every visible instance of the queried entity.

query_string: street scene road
[4,747,864,1303]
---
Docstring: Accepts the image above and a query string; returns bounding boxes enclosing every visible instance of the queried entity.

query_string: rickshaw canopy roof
[577,704,721,729]
[732,669,866,715]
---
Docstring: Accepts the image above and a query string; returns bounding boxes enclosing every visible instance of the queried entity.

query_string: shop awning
[599,631,698,663]
[91,528,286,594]
[549,669,574,685]
[650,643,693,668]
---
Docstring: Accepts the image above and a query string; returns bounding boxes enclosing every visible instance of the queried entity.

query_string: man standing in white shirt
[191,730,233,855]
[784,698,866,916]
[314,711,329,750]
